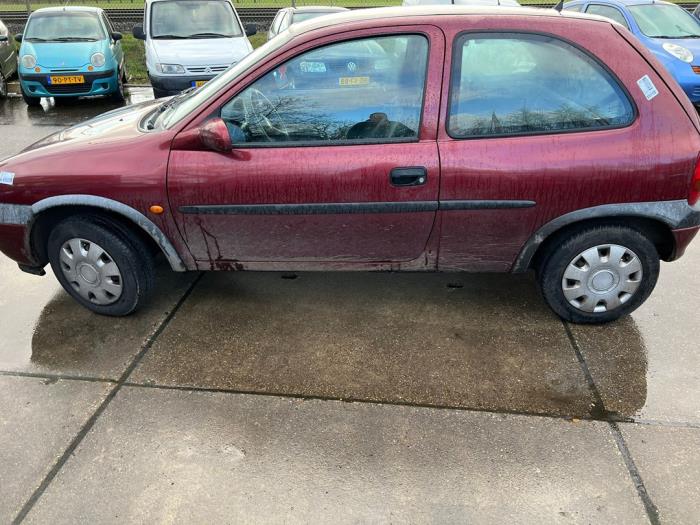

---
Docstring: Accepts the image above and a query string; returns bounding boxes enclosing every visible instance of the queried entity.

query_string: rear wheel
[47,215,155,316]
[21,84,41,107]
[538,226,660,324]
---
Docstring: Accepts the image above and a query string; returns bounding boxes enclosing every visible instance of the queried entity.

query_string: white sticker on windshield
[637,75,659,101]
[0,172,15,186]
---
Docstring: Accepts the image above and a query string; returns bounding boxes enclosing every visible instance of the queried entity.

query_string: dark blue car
[564,0,700,106]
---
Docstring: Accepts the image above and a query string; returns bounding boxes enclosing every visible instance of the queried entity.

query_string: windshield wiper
[53,37,98,42]
[26,37,50,42]
[152,34,189,39]
[145,87,196,130]
[187,32,233,38]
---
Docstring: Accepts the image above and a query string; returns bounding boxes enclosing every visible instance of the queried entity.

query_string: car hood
[6,99,163,162]
[151,37,251,66]
[22,40,107,69]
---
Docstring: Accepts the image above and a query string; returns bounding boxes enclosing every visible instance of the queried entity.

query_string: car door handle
[390,167,427,187]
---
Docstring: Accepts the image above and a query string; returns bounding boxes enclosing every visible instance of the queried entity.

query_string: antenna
[553,0,564,11]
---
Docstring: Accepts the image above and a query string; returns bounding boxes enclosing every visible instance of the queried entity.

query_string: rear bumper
[671,225,700,260]
[149,73,216,96]
[19,70,118,98]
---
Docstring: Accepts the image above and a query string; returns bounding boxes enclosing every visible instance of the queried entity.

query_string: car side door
[167,26,444,268]
[0,20,14,79]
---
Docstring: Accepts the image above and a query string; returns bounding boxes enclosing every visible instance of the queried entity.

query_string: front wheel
[47,215,155,316]
[538,226,660,324]
[111,68,126,102]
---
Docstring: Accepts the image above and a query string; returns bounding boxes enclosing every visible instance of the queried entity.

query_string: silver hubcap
[562,244,643,313]
[59,238,123,305]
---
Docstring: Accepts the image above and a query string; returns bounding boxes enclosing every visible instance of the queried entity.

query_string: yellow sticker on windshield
[339,76,370,86]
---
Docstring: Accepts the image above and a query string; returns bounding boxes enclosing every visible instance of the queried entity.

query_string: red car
[1,6,700,323]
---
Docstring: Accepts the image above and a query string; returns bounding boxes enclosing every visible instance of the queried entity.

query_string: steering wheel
[241,88,290,142]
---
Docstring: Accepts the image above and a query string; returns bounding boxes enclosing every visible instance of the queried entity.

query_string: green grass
[121,31,267,85]
[121,34,147,83]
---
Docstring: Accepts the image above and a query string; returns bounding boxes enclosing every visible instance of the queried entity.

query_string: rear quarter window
[447,32,635,139]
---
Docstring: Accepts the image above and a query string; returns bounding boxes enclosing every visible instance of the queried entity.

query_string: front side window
[628,4,700,38]
[24,12,106,42]
[150,0,242,39]
[586,4,629,29]
[220,34,429,145]
[447,33,634,138]
[563,4,583,12]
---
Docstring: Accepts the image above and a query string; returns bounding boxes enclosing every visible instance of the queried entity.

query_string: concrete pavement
[1,91,699,524]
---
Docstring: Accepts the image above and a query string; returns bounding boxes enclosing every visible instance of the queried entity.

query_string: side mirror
[0,35,8,43]
[112,32,123,41]
[14,34,22,43]
[245,24,257,37]
[200,118,232,152]
[132,25,146,40]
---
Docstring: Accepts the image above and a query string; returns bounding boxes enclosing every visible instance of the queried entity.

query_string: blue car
[15,7,125,106]
[564,0,700,106]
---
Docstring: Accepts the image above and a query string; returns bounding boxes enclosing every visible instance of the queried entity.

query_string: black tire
[538,226,660,324]
[47,215,156,316]
[21,84,41,107]
[111,68,126,102]
[0,71,7,98]
[152,87,169,99]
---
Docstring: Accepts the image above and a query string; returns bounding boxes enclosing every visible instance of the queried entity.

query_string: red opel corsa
[1,6,700,323]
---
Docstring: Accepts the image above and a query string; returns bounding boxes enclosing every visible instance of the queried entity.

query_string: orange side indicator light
[149,205,164,215]
[34,67,41,73]
[88,65,94,71]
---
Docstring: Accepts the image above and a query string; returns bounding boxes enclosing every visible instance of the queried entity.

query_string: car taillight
[691,155,700,207]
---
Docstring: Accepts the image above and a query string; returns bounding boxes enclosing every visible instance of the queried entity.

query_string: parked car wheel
[152,87,169,99]
[538,226,660,324]
[47,215,155,316]
[0,71,7,98]
[20,85,41,107]
[111,68,126,102]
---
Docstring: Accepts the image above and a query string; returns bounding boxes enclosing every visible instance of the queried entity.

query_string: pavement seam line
[0,370,116,384]
[124,380,600,422]
[562,321,661,525]
[11,272,203,525]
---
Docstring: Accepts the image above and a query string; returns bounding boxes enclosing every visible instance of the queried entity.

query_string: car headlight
[156,63,185,74]
[21,55,36,69]
[90,52,105,67]
[663,43,693,63]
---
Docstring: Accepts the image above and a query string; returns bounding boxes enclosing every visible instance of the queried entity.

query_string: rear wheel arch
[28,196,186,272]
[514,203,688,273]
[528,216,674,274]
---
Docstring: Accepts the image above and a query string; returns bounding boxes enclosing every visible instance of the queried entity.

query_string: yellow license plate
[193,80,208,88]
[339,76,369,86]
[49,75,84,85]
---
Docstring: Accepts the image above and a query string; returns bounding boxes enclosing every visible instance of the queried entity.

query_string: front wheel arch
[28,197,187,272]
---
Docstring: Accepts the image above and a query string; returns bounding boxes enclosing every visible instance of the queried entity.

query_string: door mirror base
[245,24,258,37]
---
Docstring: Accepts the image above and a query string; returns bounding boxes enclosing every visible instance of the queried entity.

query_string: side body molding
[512,200,700,273]
[31,195,187,272]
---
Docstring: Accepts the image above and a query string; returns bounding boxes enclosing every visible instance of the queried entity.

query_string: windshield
[157,36,288,128]
[292,11,339,24]
[628,4,700,38]
[24,12,106,42]
[150,0,242,39]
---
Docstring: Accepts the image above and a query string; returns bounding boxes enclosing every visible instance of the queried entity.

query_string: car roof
[289,5,349,12]
[403,0,521,6]
[565,0,675,6]
[30,6,103,14]
[286,5,613,37]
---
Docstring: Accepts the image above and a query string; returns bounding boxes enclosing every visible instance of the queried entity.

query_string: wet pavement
[1,91,699,523]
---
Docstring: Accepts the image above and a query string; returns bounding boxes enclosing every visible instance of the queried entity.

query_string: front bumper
[19,70,118,98]
[149,73,216,96]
